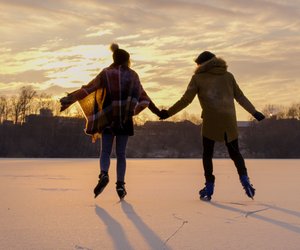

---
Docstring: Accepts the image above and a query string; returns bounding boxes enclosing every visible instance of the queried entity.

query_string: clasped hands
[157,109,169,120]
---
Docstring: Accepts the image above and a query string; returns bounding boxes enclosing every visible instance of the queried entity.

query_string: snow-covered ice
[0,159,299,250]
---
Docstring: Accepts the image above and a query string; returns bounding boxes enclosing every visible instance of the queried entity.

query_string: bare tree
[287,103,300,119]
[10,87,37,124]
[52,99,63,116]
[262,103,300,120]
[180,111,201,124]
[11,95,22,124]
[32,93,53,114]
[262,104,286,119]
[0,96,9,123]
[19,86,37,123]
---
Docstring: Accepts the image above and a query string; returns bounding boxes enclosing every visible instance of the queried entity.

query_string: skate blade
[200,196,211,202]
[94,187,106,198]
[245,187,255,200]
[119,196,126,200]
[117,190,127,200]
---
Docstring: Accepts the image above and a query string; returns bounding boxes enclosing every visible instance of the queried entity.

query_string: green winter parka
[168,57,256,142]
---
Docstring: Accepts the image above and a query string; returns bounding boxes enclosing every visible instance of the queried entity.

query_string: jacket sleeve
[148,100,160,116]
[133,74,151,115]
[232,77,256,115]
[60,72,103,112]
[134,85,159,116]
[167,75,198,116]
[71,72,103,101]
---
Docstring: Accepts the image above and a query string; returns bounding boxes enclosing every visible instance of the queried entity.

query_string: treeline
[0,116,99,157]
[0,116,300,158]
[243,118,300,158]
[1,87,300,158]
[1,86,300,123]
[0,86,83,124]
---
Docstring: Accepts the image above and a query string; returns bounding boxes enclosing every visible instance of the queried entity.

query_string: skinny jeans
[100,131,129,182]
[202,136,248,183]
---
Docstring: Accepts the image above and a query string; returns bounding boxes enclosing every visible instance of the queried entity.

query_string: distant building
[39,108,53,117]
[2,120,14,126]
[24,108,85,128]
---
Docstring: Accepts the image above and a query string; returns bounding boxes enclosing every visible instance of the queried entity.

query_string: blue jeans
[100,132,129,182]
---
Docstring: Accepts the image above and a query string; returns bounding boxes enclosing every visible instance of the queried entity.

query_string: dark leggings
[202,136,248,183]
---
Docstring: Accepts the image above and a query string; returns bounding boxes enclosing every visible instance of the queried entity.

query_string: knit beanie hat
[110,43,130,65]
[195,51,215,64]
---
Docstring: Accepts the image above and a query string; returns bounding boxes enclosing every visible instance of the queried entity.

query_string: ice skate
[199,182,214,201]
[116,181,127,200]
[240,175,255,199]
[94,172,109,198]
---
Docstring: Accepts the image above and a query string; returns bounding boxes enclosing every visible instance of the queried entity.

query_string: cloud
[39,84,77,97]
[0,70,49,84]
[0,0,299,120]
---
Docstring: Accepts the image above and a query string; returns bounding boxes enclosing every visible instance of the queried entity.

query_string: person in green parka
[160,51,265,201]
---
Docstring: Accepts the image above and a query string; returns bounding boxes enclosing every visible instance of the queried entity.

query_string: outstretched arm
[233,77,265,121]
[148,101,161,117]
[60,73,102,112]
[60,95,76,112]
[165,76,198,118]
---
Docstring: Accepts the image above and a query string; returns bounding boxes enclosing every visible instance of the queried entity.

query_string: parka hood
[195,57,227,75]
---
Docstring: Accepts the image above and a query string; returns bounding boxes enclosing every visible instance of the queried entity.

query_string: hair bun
[110,43,119,52]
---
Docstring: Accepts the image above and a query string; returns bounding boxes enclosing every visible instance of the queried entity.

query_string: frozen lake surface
[0,159,299,250]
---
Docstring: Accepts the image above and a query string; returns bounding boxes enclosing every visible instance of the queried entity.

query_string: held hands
[148,101,170,120]
[253,111,265,121]
[159,109,170,120]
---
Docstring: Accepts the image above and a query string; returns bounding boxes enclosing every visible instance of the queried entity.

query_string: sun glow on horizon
[0,0,299,121]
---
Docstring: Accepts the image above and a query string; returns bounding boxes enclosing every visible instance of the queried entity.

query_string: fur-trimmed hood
[167,55,256,142]
[195,57,228,75]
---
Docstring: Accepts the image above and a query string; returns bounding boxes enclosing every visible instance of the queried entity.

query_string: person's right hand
[60,95,74,112]
[253,111,265,121]
[159,109,170,120]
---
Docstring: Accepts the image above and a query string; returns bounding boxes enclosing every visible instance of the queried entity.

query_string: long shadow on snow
[121,200,172,250]
[95,205,134,250]
[210,201,300,234]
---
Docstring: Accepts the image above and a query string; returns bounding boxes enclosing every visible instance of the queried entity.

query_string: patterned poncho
[69,64,150,142]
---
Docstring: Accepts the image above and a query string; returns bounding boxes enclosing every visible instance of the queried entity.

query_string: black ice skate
[199,182,214,201]
[116,181,127,200]
[94,172,109,198]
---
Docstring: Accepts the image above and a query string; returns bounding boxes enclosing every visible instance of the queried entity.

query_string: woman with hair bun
[60,43,161,199]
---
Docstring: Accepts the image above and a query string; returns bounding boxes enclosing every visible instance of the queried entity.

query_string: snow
[0,159,299,250]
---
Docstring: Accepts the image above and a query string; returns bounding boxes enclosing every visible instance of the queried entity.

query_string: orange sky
[0,0,299,121]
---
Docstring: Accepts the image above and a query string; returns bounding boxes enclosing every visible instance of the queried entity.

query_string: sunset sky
[0,0,299,120]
